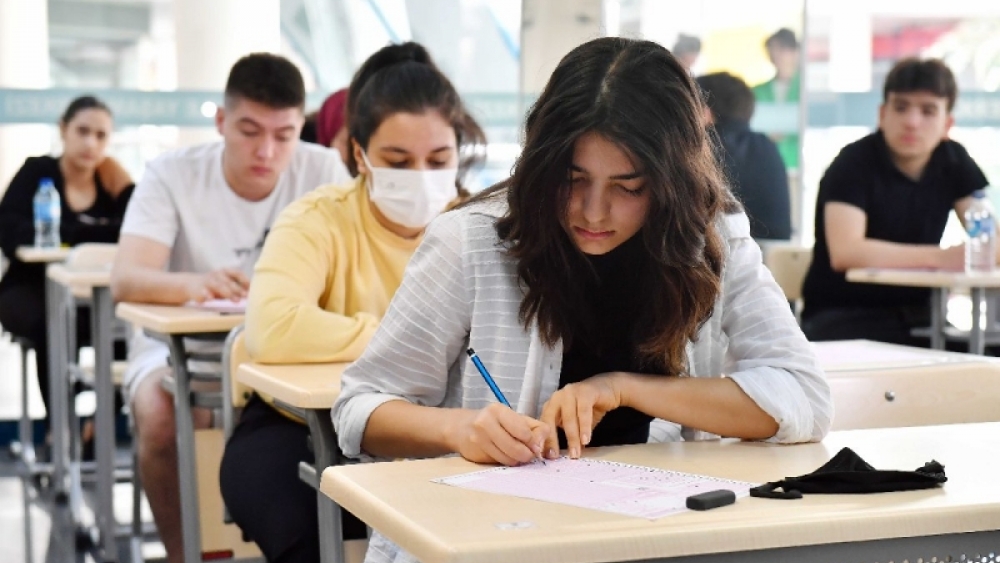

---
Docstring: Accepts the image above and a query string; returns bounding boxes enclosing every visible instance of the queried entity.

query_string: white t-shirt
[120,140,351,395]
[121,141,350,275]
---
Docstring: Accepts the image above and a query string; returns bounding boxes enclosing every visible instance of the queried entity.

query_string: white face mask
[361,150,458,229]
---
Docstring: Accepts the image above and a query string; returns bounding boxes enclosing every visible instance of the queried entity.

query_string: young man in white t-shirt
[111,53,350,563]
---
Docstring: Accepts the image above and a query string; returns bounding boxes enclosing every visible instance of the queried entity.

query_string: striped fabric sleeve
[332,210,472,459]
[720,231,833,443]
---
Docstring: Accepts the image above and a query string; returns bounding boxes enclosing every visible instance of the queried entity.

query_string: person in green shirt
[753,27,800,170]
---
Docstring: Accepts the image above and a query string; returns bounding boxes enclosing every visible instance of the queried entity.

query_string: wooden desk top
[847,267,1000,289]
[814,339,994,372]
[237,362,347,410]
[321,422,1000,563]
[16,245,71,263]
[115,302,244,335]
[46,263,112,289]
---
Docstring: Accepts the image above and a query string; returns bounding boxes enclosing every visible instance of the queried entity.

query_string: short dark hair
[765,28,798,51]
[883,57,958,111]
[224,53,306,111]
[346,42,486,179]
[696,72,755,123]
[61,95,111,125]
[475,37,737,376]
[673,34,702,57]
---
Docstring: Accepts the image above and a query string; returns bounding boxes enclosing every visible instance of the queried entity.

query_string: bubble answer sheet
[433,457,756,519]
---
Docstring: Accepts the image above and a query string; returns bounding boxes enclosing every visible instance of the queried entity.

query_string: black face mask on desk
[749,447,947,500]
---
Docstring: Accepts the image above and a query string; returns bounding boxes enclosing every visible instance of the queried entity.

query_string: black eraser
[686,489,737,511]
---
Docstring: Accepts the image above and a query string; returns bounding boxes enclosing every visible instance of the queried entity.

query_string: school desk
[846,267,1000,355]
[813,338,991,372]
[115,302,244,563]
[46,263,126,561]
[16,245,71,263]
[236,360,353,563]
[814,339,1000,430]
[321,422,1000,563]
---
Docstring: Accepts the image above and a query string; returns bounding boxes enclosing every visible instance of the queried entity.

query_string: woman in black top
[0,95,134,435]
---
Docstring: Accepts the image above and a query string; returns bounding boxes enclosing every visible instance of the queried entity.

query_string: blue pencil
[467,347,511,407]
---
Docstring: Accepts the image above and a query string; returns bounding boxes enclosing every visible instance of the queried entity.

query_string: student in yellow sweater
[218,42,486,563]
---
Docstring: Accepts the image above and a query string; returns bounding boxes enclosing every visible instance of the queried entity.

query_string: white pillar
[173,0,282,145]
[0,0,51,192]
[520,0,604,97]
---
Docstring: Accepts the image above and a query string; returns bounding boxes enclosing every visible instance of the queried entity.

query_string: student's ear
[877,103,886,129]
[943,113,955,140]
[215,106,225,136]
[352,139,368,176]
[702,106,714,126]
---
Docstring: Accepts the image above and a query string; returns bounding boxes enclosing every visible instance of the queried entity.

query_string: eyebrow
[570,164,642,180]
[380,146,454,155]
[236,117,296,133]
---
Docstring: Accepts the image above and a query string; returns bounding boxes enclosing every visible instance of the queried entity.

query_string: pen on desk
[466,347,545,465]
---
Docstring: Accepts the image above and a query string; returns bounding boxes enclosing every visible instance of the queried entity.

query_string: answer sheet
[433,457,755,519]
[185,298,247,314]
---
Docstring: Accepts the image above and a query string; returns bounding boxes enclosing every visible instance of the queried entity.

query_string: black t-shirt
[559,233,666,448]
[802,131,987,316]
[0,155,134,291]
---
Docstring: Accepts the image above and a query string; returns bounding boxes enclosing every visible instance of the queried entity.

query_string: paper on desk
[433,457,755,519]
[186,298,247,314]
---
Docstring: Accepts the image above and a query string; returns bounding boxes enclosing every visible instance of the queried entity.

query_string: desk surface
[847,267,1000,288]
[236,362,347,410]
[46,263,112,289]
[16,245,71,263]
[115,302,244,334]
[321,422,1000,563]
[813,339,994,372]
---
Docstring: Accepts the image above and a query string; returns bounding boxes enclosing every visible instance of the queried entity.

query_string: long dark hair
[346,42,486,181]
[483,37,737,376]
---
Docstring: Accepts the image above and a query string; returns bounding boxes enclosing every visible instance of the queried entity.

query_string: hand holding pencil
[455,348,552,467]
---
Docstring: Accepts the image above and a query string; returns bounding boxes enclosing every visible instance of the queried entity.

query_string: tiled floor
[0,333,164,563]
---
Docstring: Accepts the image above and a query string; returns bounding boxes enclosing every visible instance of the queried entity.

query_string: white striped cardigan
[332,200,833,563]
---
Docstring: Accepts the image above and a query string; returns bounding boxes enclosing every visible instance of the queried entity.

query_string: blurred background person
[753,27,800,170]
[672,33,702,74]
[315,88,350,164]
[0,95,133,450]
[698,72,791,241]
[300,89,350,164]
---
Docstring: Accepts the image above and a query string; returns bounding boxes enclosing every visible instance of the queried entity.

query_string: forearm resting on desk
[245,302,378,364]
[825,203,961,271]
[617,374,779,440]
[362,401,469,459]
[828,238,958,271]
[111,265,201,304]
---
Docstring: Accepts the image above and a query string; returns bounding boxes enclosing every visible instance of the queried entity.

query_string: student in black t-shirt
[0,95,134,435]
[801,58,989,345]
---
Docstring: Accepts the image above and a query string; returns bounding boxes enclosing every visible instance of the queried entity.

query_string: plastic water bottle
[965,189,996,273]
[33,178,61,248]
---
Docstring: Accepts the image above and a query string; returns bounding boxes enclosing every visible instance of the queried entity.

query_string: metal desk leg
[44,275,69,496]
[304,410,345,563]
[930,287,945,350]
[165,334,202,563]
[971,287,986,355]
[91,286,119,562]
